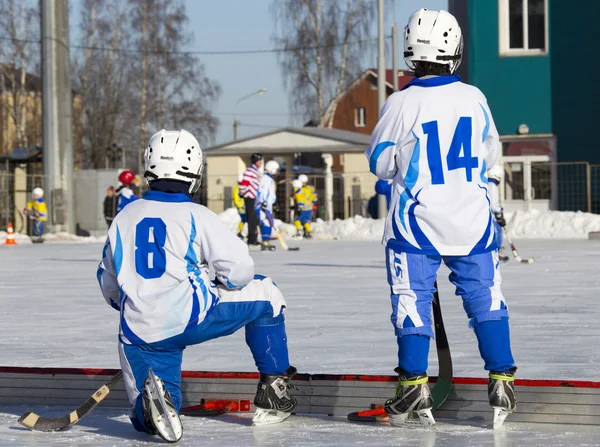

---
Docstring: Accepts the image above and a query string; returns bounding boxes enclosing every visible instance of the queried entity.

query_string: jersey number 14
[422,117,478,184]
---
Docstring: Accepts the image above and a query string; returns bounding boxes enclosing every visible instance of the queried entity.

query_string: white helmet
[291,179,302,189]
[265,160,280,176]
[32,187,44,199]
[298,174,309,185]
[237,173,244,183]
[144,129,203,193]
[404,9,463,74]
[488,164,505,182]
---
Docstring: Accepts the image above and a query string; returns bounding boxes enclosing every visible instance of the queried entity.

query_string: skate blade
[389,410,435,427]
[252,408,292,426]
[493,407,510,429]
[146,369,183,442]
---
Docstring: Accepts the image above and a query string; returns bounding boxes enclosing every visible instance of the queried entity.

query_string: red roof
[367,68,414,90]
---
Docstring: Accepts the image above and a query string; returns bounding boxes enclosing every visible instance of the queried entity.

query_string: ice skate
[292,230,303,240]
[384,369,435,426]
[489,369,517,429]
[261,241,276,252]
[252,366,297,426]
[498,248,509,263]
[303,229,313,239]
[237,232,244,240]
[144,368,183,442]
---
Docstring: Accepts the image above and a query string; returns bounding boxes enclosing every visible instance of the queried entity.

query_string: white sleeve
[488,181,502,213]
[268,178,277,207]
[198,208,254,289]
[480,99,500,171]
[97,238,120,311]
[365,93,404,179]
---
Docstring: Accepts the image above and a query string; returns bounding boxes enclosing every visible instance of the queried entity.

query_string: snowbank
[506,210,600,239]
[0,231,104,245]
[218,208,600,241]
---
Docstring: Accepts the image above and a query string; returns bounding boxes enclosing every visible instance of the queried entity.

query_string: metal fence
[2,163,600,236]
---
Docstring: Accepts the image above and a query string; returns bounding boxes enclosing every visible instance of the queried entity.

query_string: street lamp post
[233,88,267,141]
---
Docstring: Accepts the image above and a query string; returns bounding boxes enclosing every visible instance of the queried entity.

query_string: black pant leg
[245,197,258,244]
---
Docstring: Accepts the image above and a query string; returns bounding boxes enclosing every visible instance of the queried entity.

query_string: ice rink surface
[1,239,600,445]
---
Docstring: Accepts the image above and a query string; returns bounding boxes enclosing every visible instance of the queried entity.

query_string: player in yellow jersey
[232,175,247,239]
[24,187,48,243]
[293,176,314,239]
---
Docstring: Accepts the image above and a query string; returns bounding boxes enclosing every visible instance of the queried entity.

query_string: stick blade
[19,410,76,432]
[347,407,389,423]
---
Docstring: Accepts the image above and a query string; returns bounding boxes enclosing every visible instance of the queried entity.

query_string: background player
[292,178,314,239]
[256,160,280,251]
[115,170,138,213]
[488,164,509,262]
[97,130,296,442]
[240,153,263,248]
[298,174,318,223]
[233,174,247,239]
[24,187,47,243]
[365,9,516,428]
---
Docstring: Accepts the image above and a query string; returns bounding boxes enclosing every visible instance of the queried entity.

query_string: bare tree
[129,0,220,145]
[72,0,134,169]
[271,0,375,126]
[0,0,40,153]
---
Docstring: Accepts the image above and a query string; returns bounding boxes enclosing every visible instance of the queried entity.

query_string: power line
[0,35,388,56]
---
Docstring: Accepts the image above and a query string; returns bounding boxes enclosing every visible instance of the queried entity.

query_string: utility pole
[377,0,387,219]
[41,0,74,233]
[392,22,399,91]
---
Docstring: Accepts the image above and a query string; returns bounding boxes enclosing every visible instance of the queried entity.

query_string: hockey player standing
[292,178,314,239]
[116,170,139,213]
[488,164,509,262]
[233,174,247,239]
[24,187,47,242]
[255,160,280,251]
[365,9,516,428]
[97,130,296,442]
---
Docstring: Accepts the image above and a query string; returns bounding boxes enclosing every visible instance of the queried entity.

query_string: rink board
[1,367,599,425]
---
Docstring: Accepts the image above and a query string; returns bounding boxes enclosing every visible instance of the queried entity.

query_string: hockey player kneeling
[365,9,516,428]
[97,130,296,442]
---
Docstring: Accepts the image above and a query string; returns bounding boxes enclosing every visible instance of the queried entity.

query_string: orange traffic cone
[4,222,17,245]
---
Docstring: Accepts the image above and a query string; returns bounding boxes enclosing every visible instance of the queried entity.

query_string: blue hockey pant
[258,209,274,241]
[494,220,504,250]
[386,242,515,376]
[119,276,290,433]
[33,220,45,237]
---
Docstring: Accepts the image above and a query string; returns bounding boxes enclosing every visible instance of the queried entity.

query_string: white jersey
[365,75,500,255]
[488,180,502,214]
[97,190,254,344]
[255,174,277,212]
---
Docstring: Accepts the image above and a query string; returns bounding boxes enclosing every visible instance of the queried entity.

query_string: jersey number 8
[135,218,167,279]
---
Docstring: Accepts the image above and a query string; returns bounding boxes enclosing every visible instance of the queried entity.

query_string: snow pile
[0,231,33,244]
[219,208,600,241]
[506,210,600,239]
[312,216,385,241]
[43,232,105,244]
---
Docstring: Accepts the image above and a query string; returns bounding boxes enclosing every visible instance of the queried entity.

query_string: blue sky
[72,0,448,145]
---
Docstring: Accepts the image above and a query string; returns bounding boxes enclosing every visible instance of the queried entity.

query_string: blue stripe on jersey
[480,160,488,184]
[114,227,124,276]
[479,103,490,143]
[408,190,439,255]
[369,141,395,174]
[401,74,461,91]
[469,211,496,255]
[184,214,202,327]
[143,190,194,203]
[120,297,146,344]
[399,132,422,230]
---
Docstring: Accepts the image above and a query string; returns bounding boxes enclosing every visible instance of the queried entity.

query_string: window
[499,0,548,55]
[355,107,366,127]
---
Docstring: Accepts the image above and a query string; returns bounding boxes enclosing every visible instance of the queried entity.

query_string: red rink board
[1,366,599,425]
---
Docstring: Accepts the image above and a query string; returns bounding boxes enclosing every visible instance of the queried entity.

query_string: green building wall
[452,0,598,163]
[549,0,600,163]
[465,1,552,137]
